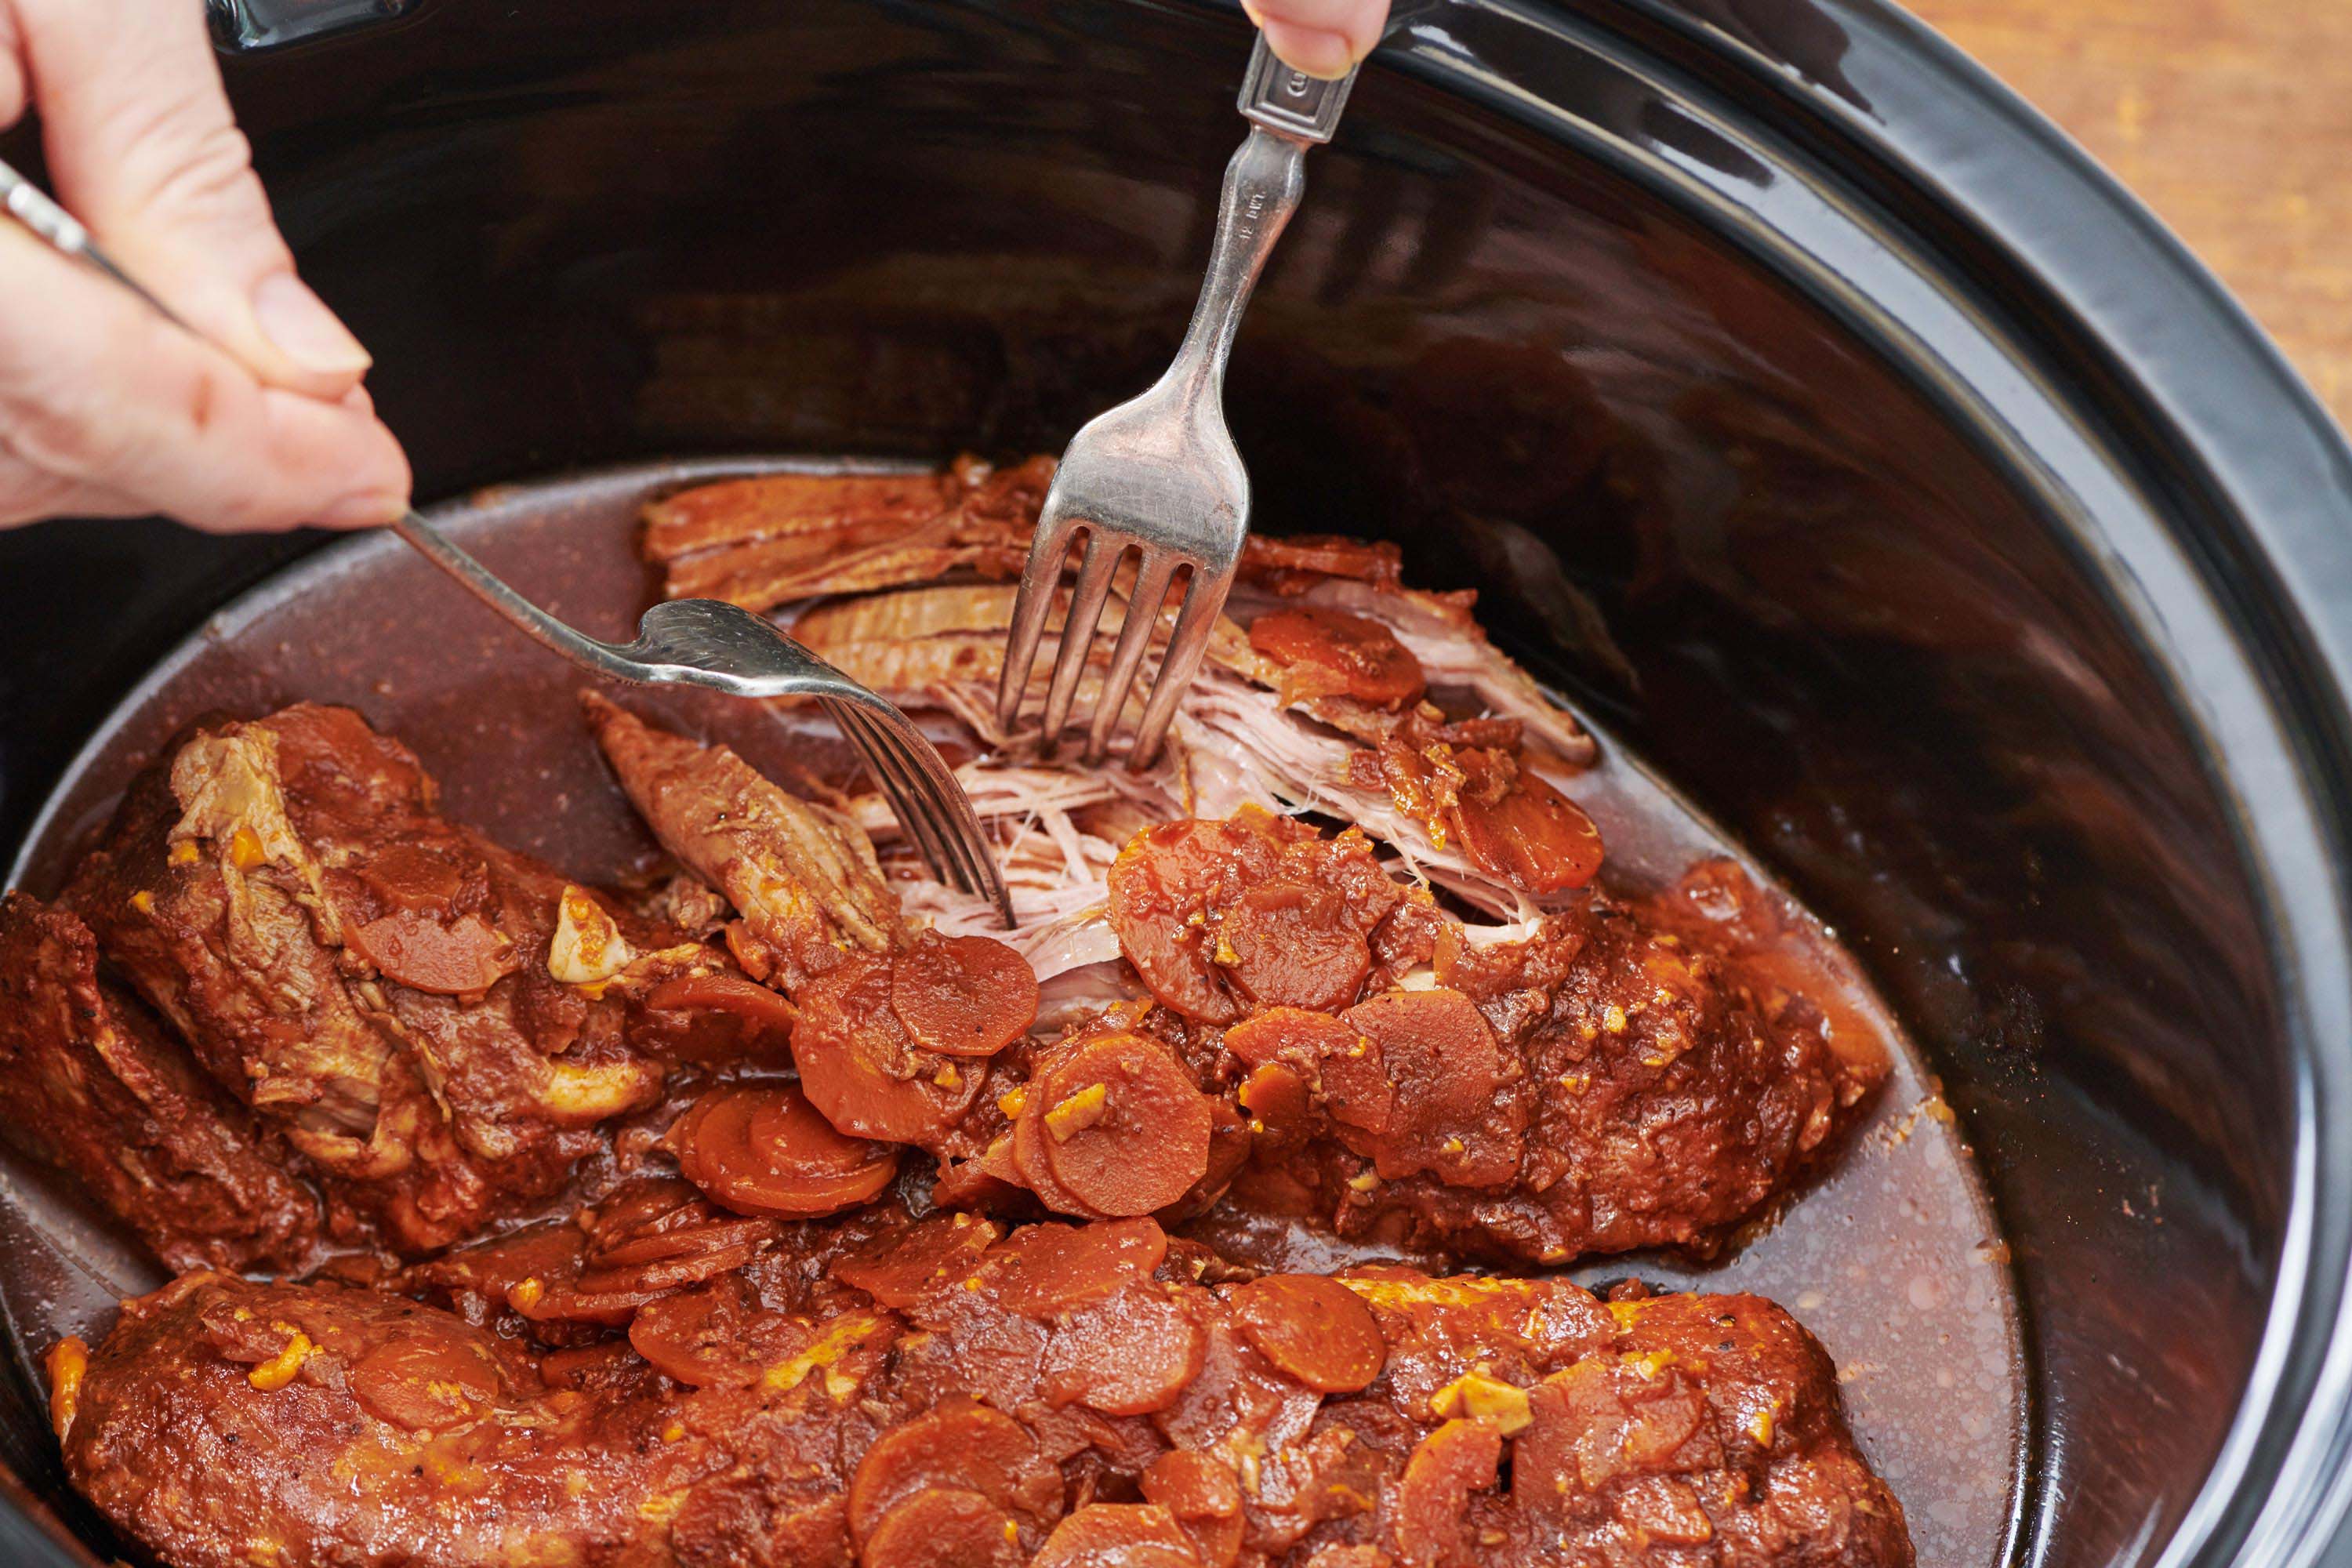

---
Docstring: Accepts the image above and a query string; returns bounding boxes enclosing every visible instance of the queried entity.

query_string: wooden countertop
[1899,0,2352,430]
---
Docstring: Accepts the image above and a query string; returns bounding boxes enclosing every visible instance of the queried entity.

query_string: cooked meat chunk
[56,1208,1910,1568]
[643,455,1054,612]
[584,694,910,985]
[60,703,787,1256]
[0,894,318,1273]
[642,456,1411,619]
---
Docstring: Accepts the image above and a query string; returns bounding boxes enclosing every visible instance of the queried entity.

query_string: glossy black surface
[2,2,2350,1565]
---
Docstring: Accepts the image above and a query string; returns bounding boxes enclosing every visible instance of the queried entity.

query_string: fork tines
[995,514,1235,770]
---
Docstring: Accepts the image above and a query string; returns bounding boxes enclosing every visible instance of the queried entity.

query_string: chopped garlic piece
[548,885,637,985]
[1045,1082,1110,1140]
[1430,1370,1533,1435]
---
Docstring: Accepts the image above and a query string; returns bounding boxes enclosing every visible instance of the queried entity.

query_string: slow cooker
[2,1,2350,1563]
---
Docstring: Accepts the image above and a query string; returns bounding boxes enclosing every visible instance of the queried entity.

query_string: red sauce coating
[1247,606,1428,710]
[891,932,1040,1057]
[1034,1504,1206,1568]
[793,955,984,1142]
[1022,1035,1214,1218]
[345,907,514,996]
[668,1083,899,1218]
[830,1211,1002,1307]
[1225,1275,1387,1393]
[347,1331,498,1431]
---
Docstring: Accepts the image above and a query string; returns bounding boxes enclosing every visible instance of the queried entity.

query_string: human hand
[0,0,410,533]
[1243,0,1393,79]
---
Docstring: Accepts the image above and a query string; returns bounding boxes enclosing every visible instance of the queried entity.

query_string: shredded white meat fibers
[789,574,1586,985]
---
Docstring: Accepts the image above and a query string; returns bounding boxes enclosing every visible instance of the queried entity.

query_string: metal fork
[0,158,1013,927]
[996,38,1362,768]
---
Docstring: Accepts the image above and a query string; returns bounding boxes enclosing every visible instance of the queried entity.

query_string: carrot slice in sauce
[831,1211,1002,1307]
[985,1217,1168,1318]
[357,844,468,911]
[1247,606,1427,710]
[1107,818,1290,1023]
[1218,883,1371,1014]
[1030,1035,1213,1218]
[347,907,513,995]
[1226,1274,1387,1393]
[626,1276,767,1388]
[670,1083,898,1218]
[1141,1453,1244,1568]
[863,1487,1026,1568]
[1237,1062,1314,1155]
[1033,1504,1203,1568]
[793,955,984,1142]
[848,1399,1055,1545]
[349,1331,499,1431]
[1225,1007,1394,1136]
[1393,1419,1503,1566]
[1041,1288,1207,1415]
[891,932,1040,1057]
[645,971,801,1036]
[1450,756,1603,895]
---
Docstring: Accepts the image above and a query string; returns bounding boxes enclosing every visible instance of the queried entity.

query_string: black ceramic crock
[2,2,2350,1564]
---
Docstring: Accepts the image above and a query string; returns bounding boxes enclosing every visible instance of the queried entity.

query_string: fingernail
[1264,20,1355,78]
[252,271,372,377]
[313,488,407,530]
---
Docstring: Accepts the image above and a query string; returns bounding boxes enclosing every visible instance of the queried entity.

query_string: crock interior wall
[0,1,2293,1563]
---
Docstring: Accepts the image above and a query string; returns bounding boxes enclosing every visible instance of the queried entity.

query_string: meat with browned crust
[56,1204,1910,1568]
[583,693,909,987]
[57,703,793,1256]
[0,893,318,1273]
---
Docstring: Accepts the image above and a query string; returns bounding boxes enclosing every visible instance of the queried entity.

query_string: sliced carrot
[984,1217,1168,1319]
[1031,1036,1212,1219]
[848,1399,1056,1546]
[347,907,512,995]
[1247,605,1426,710]
[348,1331,499,1430]
[891,932,1040,1057]
[793,955,982,1142]
[862,1486,1025,1568]
[671,1083,898,1218]
[1142,1453,1244,1568]
[1033,1504,1203,1568]
[1227,1274,1387,1393]
[828,1215,989,1308]
[1040,1288,1207,1415]
[1106,818,1290,1024]
[626,1276,767,1388]
[645,971,800,1036]
[1218,883,1371,1013]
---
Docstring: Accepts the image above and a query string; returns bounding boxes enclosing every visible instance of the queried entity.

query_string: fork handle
[1170,124,1307,400]
[1236,34,1358,143]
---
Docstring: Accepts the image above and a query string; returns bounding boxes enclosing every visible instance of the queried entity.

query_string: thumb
[16,0,372,400]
